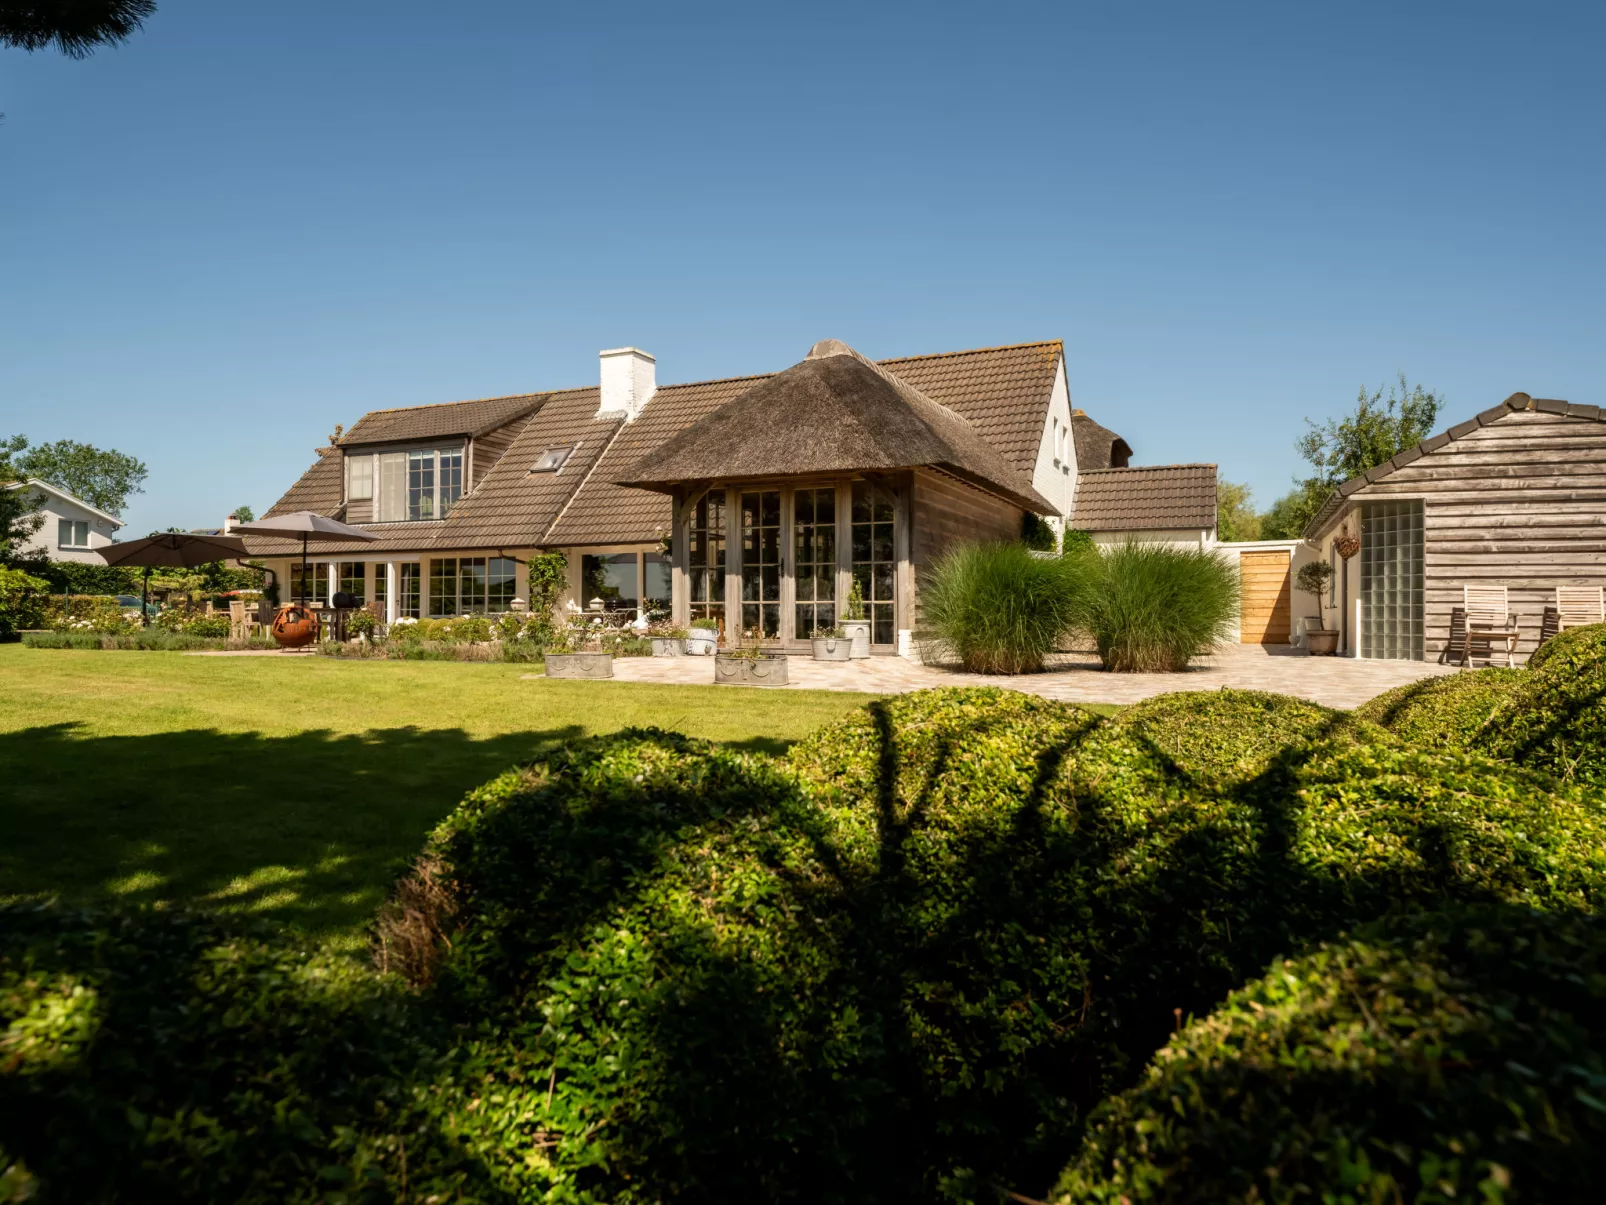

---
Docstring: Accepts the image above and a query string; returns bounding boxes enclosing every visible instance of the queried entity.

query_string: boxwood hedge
[1356,667,1525,749]
[1476,624,1606,788]
[1054,905,1606,1204]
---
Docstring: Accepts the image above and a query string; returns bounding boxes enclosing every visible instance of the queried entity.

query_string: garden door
[1239,550,1291,644]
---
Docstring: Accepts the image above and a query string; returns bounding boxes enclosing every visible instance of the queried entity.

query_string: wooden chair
[1460,585,1519,668]
[1441,607,1466,665]
[1556,586,1604,631]
[228,600,250,641]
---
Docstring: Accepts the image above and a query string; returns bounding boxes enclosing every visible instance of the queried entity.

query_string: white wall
[11,486,123,564]
[1091,528,1215,551]
[1029,354,1077,531]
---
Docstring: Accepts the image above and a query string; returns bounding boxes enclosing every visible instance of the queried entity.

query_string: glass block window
[741,491,782,638]
[338,562,366,604]
[793,486,837,638]
[851,480,897,646]
[1360,500,1424,661]
[399,563,421,619]
[687,491,726,629]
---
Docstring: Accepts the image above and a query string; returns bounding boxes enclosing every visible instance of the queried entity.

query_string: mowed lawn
[0,647,879,949]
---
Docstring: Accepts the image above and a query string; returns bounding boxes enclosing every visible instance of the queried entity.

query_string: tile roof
[1071,412,1132,470]
[249,340,1067,555]
[1072,464,1218,533]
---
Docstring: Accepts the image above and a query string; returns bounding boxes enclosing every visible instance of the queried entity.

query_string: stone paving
[573,644,1457,710]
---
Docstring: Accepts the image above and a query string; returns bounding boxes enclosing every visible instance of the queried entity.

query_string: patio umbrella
[97,532,252,626]
[230,512,379,604]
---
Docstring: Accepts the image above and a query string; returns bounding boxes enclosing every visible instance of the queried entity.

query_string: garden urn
[686,627,717,656]
[842,619,872,659]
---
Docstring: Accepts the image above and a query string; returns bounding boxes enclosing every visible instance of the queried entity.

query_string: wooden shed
[1304,393,1606,662]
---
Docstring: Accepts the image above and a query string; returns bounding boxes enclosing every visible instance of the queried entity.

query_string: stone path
[554,645,1456,710]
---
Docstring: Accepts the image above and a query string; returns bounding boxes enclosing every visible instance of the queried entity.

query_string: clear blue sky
[2,0,1602,536]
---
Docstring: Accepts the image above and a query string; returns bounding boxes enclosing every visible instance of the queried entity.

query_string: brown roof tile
[1072,464,1217,533]
[340,393,545,447]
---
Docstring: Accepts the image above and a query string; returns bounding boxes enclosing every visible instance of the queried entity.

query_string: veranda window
[582,553,639,614]
[399,563,421,618]
[428,556,516,615]
[291,561,329,602]
[687,492,726,628]
[741,490,781,637]
[793,486,837,637]
[338,562,366,604]
[851,480,896,645]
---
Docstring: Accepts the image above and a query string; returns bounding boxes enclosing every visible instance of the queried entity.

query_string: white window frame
[372,444,465,522]
[57,519,90,548]
[347,454,374,501]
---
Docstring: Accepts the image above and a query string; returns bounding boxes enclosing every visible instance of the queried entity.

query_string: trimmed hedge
[1356,667,1525,748]
[1055,906,1606,1203]
[1477,624,1606,788]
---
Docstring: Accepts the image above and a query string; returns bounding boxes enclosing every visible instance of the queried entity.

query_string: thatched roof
[615,340,1054,513]
[1071,410,1132,469]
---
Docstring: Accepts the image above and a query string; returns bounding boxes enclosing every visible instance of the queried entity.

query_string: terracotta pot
[714,653,790,686]
[271,605,320,649]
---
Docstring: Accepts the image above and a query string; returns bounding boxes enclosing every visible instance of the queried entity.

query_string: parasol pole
[142,566,150,628]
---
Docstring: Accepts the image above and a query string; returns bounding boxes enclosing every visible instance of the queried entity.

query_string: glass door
[741,490,781,637]
[687,492,727,631]
[792,486,837,638]
[851,480,896,646]
[1360,500,1424,660]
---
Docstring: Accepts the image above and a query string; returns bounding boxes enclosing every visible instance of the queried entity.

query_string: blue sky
[2,0,1602,535]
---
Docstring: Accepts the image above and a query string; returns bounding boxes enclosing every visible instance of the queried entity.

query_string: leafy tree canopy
[1215,479,1261,542]
[13,437,148,517]
[0,434,44,564]
[232,505,255,523]
[0,0,155,58]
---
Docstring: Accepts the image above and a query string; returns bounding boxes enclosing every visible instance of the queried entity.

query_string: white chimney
[224,513,237,534]
[597,347,656,422]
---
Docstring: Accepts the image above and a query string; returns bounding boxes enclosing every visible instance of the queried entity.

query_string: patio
[573,645,1458,710]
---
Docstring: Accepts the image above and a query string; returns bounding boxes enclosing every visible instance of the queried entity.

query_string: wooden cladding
[1239,550,1291,645]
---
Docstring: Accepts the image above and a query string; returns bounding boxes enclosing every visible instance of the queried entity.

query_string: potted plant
[686,616,719,656]
[810,623,851,662]
[542,622,615,679]
[715,630,789,686]
[1294,561,1338,655]
[647,620,688,657]
[841,580,871,659]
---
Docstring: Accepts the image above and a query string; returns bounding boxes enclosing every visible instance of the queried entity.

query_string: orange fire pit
[271,605,320,649]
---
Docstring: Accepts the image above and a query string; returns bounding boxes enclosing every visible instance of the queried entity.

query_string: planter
[686,628,718,656]
[271,605,320,649]
[1306,629,1340,656]
[811,635,852,662]
[714,653,790,686]
[650,636,685,657]
[545,652,614,679]
[842,619,872,660]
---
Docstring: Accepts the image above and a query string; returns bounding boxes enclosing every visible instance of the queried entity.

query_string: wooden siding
[909,469,1024,624]
[1355,410,1606,660]
[1239,550,1291,644]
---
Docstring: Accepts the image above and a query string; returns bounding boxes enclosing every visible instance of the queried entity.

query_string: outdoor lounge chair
[1458,585,1519,668]
[1537,586,1603,652]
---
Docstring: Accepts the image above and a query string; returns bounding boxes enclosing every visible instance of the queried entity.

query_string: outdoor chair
[1556,585,1604,630]
[228,600,251,641]
[1458,585,1519,668]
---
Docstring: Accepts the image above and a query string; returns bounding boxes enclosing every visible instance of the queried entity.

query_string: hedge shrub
[1476,623,1606,787]
[1055,905,1606,1203]
[1356,667,1526,748]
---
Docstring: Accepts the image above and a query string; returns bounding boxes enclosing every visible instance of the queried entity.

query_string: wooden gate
[1239,550,1291,644]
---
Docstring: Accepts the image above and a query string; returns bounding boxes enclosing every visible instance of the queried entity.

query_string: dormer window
[347,455,373,501]
[530,445,575,474]
[348,444,465,522]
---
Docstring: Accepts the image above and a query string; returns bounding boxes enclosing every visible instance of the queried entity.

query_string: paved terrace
[569,645,1457,710]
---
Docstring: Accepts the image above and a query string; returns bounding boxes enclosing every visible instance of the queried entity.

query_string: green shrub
[39,594,130,634]
[0,566,48,637]
[1526,621,1602,672]
[1054,906,1606,1203]
[1356,667,1525,748]
[1021,511,1057,552]
[1069,541,1239,671]
[919,541,1078,672]
[1474,623,1606,787]
[0,904,496,1203]
[20,630,271,651]
[1061,528,1095,556]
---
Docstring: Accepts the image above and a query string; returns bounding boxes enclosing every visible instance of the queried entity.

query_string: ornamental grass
[1068,540,1239,672]
[919,541,1078,673]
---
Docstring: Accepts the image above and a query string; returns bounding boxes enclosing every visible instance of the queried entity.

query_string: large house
[5,479,125,564]
[248,339,1215,654]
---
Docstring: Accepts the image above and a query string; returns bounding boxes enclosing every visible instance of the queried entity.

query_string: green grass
[0,646,879,949]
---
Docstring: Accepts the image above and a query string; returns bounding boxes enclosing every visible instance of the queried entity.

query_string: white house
[6,479,126,563]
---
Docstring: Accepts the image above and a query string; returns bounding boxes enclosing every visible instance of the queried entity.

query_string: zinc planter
[686,628,718,656]
[650,637,685,657]
[842,619,872,659]
[714,653,790,687]
[811,635,852,662]
[545,652,614,679]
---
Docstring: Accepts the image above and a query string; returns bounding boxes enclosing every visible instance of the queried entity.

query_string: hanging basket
[1335,527,1361,560]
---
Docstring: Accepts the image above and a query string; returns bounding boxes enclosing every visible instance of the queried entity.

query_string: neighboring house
[1304,392,1606,662]
[5,479,125,563]
[246,337,1177,654]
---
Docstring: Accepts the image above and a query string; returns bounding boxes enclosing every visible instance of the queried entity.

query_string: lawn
[0,646,880,949]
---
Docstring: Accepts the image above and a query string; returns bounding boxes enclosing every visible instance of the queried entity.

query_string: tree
[17,438,148,517]
[1261,374,1444,539]
[1215,479,1261,542]
[0,0,155,58]
[232,505,256,523]
[0,434,44,566]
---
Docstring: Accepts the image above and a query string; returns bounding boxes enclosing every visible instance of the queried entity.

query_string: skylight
[530,445,575,474]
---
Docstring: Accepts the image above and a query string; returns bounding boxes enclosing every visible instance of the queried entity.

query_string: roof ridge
[355,390,550,419]
[880,339,1062,363]
[1079,462,1216,473]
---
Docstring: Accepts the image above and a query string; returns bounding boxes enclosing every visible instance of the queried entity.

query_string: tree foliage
[0,436,44,563]
[14,438,148,517]
[1215,479,1261,542]
[0,0,156,58]
[231,505,255,523]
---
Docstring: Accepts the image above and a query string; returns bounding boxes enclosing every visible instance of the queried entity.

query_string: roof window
[530,445,576,474]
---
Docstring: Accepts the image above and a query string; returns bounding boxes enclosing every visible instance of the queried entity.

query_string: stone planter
[1306,629,1340,656]
[686,628,718,656]
[545,652,614,679]
[271,604,320,649]
[811,635,852,662]
[842,619,872,660]
[650,636,685,657]
[714,653,790,686]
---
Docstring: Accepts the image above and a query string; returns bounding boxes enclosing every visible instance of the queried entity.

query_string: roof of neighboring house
[1301,391,1584,540]
[248,339,1067,555]
[615,341,1054,513]
[339,393,546,447]
[6,479,126,528]
[1072,464,1218,532]
[1071,411,1132,470]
